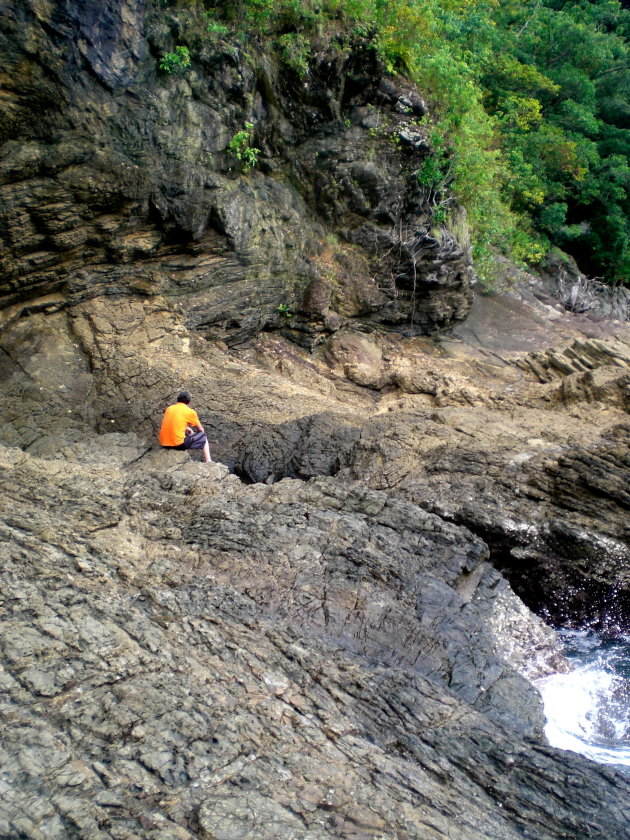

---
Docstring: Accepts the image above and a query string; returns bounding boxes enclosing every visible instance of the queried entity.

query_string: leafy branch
[159,45,191,73]
[228,122,261,173]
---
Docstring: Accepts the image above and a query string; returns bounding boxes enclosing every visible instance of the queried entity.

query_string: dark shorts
[165,430,208,451]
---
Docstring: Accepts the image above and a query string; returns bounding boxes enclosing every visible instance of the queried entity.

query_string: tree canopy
[192,0,630,286]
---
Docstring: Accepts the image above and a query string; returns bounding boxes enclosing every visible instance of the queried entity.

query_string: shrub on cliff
[159,45,191,73]
[228,122,261,172]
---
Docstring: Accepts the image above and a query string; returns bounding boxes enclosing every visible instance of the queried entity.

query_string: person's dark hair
[177,390,191,404]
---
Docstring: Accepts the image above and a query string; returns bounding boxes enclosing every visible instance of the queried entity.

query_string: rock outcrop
[2,444,628,840]
[2,1,630,839]
[1,270,630,838]
[0,0,472,351]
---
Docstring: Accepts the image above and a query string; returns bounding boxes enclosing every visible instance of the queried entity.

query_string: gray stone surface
[1,444,628,840]
[0,0,472,350]
[1,2,630,837]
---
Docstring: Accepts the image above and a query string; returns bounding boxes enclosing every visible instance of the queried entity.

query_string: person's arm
[188,408,204,433]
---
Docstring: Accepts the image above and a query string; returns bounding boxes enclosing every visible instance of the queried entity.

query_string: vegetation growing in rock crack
[277,32,310,77]
[228,122,261,172]
[204,10,230,36]
[276,303,294,319]
[159,45,191,73]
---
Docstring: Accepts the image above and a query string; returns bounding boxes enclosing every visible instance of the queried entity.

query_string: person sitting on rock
[159,390,211,463]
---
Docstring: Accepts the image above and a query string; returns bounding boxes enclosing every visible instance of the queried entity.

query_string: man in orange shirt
[159,390,211,463]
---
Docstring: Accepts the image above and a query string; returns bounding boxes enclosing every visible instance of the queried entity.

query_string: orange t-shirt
[159,402,201,446]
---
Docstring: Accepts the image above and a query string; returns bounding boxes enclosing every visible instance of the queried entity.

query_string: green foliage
[228,122,261,172]
[205,0,630,286]
[276,303,294,318]
[277,32,310,77]
[416,0,630,285]
[416,157,443,189]
[159,45,191,73]
[539,203,568,235]
[432,206,449,226]
[416,132,451,193]
[471,0,630,284]
[205,11,230,36]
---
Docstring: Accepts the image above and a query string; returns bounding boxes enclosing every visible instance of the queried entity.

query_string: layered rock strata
[0,0,472,351]
[0,280,629,837]
[2,444,628,840]
[1,1,630,838]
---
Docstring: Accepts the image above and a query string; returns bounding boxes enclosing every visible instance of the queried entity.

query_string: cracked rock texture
[1,445,629,840]
[1,281,629,839]
[2,0,630,838]
[0,0,472,349]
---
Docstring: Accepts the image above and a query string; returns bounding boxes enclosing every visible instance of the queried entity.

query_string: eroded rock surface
[1,280,630,837]
[2,1,630,838]
[0,0,472,350]
[2,444,628,840]
[0,228,629,836]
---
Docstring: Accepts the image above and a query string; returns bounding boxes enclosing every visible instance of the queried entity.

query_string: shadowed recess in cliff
[226,412,362,484]
[392,422,630,634]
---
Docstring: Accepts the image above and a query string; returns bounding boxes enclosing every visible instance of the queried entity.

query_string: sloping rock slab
[1,445,629,840]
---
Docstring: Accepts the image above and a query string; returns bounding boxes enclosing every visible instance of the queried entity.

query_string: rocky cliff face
[1,0,472,349]
[2,2,630,839]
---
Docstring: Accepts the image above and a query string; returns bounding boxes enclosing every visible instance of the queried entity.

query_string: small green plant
[276,303,294,319]
[432,206,449,226]
[416,135,451,191]
[277,32,310,78]
[228,122,261,173]
[206,15,230,36]
[159,45,191,73]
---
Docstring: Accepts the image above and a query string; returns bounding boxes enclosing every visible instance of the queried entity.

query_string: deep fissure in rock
[491,545,630,635]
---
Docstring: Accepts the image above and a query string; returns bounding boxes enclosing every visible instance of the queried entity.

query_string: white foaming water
[536,630,630,768]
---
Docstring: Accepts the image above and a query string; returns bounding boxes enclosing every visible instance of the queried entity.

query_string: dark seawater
[536,629,630,770]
